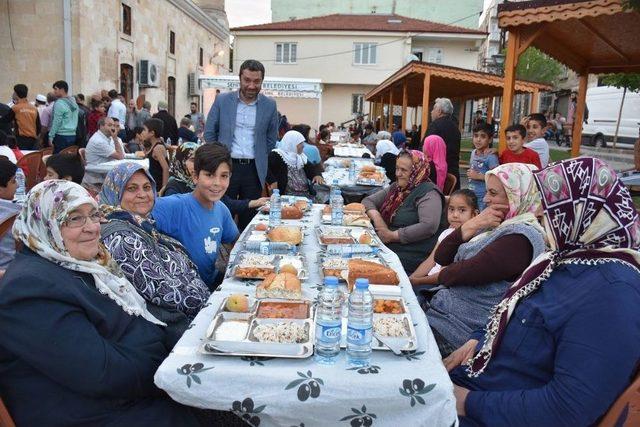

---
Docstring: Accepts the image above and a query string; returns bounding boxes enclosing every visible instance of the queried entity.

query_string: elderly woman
[423,135,448,191]
[267,130,324,197]
[448,158,640,427]
[0,181,210,426]
[426,163,547,357]
[363,149,447,274]
[99,162,210,320]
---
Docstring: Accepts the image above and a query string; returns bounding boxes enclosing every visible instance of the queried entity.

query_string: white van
[581,86,640,148]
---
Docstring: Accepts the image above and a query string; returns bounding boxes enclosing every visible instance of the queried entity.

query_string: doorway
[120,64,134,101]
[168,76,176,116]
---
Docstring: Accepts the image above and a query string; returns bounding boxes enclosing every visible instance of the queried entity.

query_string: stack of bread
[256,272,302,300]
[358,164,385,183]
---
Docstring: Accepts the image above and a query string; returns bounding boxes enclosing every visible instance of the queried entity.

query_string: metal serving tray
[228,253,308,281]
[315,225,380,247]
[317,252,389,284]
[242,224,308,245]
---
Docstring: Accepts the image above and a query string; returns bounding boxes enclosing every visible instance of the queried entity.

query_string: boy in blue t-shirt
[152,143,239,288]
[467,123,499,211]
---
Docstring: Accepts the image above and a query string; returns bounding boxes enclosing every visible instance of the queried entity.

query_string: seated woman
[163,142,268,215]
[448,158,640,427]
[423,135,448,192]
[426,163,546,357]
[363,150,447,275]
[267,130,324,198]
[0,180,210,426]
[99,162,210,320]
[374,134,399,182]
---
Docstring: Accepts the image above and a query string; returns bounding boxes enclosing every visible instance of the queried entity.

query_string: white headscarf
[375,138,400,160]
[12,180,165,326]
[274,130,307,169]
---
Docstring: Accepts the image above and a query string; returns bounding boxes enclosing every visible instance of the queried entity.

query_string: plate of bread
[231,254,307,280]
[321,203,371,227]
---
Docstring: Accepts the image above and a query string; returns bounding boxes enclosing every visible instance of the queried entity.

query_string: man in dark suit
[152,101,179,145]
[425,97,461,190]
[204,59,278,229]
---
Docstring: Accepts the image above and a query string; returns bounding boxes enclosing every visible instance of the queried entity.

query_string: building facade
[0,0,229,118]
[232,14,484,128]
[271,0,484,30]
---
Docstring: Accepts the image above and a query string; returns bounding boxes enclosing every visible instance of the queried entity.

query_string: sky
[225,0,272,28]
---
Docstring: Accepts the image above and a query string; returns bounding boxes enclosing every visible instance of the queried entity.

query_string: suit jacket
[204,91,278,186]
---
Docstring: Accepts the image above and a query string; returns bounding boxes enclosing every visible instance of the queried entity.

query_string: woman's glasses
[64,212,102,228]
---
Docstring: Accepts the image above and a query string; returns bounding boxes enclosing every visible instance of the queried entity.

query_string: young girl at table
[409,189,479,287]
[142,118,169,192]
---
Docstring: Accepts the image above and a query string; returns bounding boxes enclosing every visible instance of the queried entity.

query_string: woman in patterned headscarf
[98,161,210,320]
[363,149,448,274]
[425,163,547,357]
[447,158,640,427]
[0,180,212,426]
[163,141,199,196]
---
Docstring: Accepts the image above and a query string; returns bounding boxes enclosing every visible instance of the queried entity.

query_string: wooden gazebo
[365,61,550,136]
[498,0,640,156]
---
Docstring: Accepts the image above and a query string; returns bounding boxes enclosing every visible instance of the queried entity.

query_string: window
[275,43,297,64]
[411,50,423,61]
[351,94,364,115]
[426,47,443,64]
[354,43,377,65]
[169,31,176,55]
[199,47,204,67]
[121,3,131,36]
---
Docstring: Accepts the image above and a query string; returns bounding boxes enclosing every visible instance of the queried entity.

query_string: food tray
[315,225,379,247]
[242,224,307,245]
[258,196,312,214]
[229,253,308,280]
[317,252,388,283]
[200,298,315,358]
[320,212,372,228]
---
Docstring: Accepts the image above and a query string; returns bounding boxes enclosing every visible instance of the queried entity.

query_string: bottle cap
[354,278,369,289]
[272,189,279,195]
[324,276,339,287]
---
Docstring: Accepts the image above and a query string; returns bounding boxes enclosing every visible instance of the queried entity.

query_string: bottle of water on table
[14,168,26,200]
[244,241,296,255]
[326,244,379,258]
[315,276,343,364]
[269,189,281,226]
[347,278,373,367]
[330,189,343,226]
[348,160,356,182]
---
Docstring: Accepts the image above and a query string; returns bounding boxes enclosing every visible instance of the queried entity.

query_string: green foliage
[622,0,640,11]
[601,74,640,93]
[515,47,565,85]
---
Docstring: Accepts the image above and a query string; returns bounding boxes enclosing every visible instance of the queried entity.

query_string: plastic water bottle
[347,278,373,367]
[348,160,356,182]
[244,241,296,255]
[166,137,172,146]
[269,189,281,226]
[315,276,343,364]
[330,189,343,226]
[326,244,379,258]
[14,168,26,199]
[178,137,183,145]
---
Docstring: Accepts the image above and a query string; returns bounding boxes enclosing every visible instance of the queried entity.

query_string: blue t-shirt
[152,193,239,285]
[303,143,321,164]
[468,150,499,193]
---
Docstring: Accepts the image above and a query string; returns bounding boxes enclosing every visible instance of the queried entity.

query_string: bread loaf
[347,259,399,289]
[256,273,302,300]
[281,205,303,219]
[344,202,366,213]
[267,226,303,245]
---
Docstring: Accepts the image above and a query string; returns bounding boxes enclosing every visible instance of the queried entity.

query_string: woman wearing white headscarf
[267,130,324,197]
[0,180,217,426]
[375,132,400,182]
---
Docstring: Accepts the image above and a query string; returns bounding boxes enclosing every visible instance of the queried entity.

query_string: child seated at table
[499,124,541,169]
[152,143,239,290]
[409,189,479,287]
[44,152,85,184]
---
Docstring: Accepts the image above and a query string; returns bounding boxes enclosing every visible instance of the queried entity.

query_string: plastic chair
[40,147,53,157]
[0,397,16,427]
[78,148,87,166]
[443,173,457,196]
[16,151,43,191]
[598,371,640,427]
[59,145,79,156]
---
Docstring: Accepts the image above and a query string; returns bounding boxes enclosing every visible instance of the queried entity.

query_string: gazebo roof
[498,0,640,73]
[365,61,551,106]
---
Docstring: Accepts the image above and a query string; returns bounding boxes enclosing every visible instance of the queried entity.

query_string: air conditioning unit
[188,72,201,96]
[138,60,160,87]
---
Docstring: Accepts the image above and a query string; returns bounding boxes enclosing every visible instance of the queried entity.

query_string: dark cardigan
[266,151,322,195]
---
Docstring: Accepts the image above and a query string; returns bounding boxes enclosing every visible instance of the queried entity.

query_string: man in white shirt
[84,116,124,185]
[107,89,126,140]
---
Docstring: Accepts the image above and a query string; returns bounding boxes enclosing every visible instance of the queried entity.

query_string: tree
[515,47,565,85]
[600,73,640,147]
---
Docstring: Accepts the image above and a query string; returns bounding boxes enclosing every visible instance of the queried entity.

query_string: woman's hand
[466,169,482,181]
[312,175,325,185]
[248,197,270,209]
[375,226,398,243]
[454,385,470,417]
[443,339,479,372]
[459,204,509,241]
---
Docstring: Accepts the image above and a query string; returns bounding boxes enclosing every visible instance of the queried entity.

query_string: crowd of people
[0,59,639,427]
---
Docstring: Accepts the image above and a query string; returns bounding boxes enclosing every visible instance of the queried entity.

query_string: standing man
[152,101,179,144]
[107,90,126,141]
[204,59,278,229]
[425,97,461,190]
[136,101,151,128]
[11,84,41,150]
[188,102,205,137]
[74,93,90,147]
[48,80,79,153]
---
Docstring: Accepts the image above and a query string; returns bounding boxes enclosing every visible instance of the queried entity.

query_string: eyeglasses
[63,212,102,228]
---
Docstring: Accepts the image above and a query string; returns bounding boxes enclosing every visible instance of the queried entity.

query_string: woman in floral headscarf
[425,163,547,357]
[363,149,448,274]
[163,141,199,196]
[0,180,210,426]
[447,158,640,427]
[99,161,210,320]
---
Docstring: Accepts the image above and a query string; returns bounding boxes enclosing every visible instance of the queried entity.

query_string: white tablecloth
[333,145,374,158]
[154,205,457,427]
[324,157,374,169]
[84,158,148,174]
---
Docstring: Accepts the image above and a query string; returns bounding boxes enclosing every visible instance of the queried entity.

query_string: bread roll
[281,205,304,219]
[267,226,303,245]
[360,164,377,173]
[343,214,370,227]
[256,273,302,299]
[347,259,399,289]
[294,200,308,211]
[344,202,366,213]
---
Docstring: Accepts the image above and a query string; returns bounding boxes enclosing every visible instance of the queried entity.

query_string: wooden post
[458,99,466,133]
[380,97,386,131]
[420,72,431,136]
[388,90,394,132]
[401,80,408,132]
[413,107,418,130]
[530,89,539,114]
[499,31,521,154]
[486,97,494,123]
[571,72,588,158]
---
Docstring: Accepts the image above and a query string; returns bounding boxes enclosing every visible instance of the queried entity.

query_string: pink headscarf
[422,135,447,191]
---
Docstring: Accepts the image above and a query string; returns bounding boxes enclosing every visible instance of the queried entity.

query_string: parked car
[582,86,640,148]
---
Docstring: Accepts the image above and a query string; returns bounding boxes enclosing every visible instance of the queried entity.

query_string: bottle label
[259,242,270,255]
[347,325,372,346]
[315,322,341,344]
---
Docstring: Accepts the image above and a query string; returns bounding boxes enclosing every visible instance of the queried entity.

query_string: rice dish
[373,317,408,337]
[252,322,308,343]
